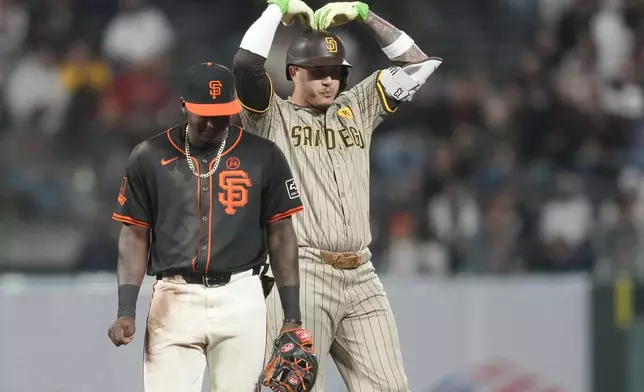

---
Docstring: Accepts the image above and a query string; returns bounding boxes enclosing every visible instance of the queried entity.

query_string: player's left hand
[268,0,315,29]
[313,1,369,30]
[262,328,319,392]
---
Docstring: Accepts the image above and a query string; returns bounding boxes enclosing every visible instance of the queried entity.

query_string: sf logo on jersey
[218,170,252,215]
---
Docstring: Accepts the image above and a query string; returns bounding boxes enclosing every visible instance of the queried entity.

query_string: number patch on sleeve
[285,178,300,199]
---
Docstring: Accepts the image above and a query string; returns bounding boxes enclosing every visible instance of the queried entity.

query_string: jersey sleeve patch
[285,178,300,199]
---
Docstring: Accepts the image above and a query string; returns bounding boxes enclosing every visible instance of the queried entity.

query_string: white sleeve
[239,4,283,59]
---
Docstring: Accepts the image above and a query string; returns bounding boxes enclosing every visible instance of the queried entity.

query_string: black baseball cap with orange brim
[182,62,242,117]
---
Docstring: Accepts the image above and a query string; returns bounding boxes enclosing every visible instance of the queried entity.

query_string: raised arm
[360,10,428,65]
[315,2,442,104]
[233,0,314,114]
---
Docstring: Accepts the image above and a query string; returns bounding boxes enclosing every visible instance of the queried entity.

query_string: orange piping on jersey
[222,127,243,156]
[166,126,209,272]
[266,205,304,223]
[204,128,243,274]
[206,160,215,274]
[376,70,399,114]
[112,213,150,229]
[237,73,274,114]
[166,127,186,155]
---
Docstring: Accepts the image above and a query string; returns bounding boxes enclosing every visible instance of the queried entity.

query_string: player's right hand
[107,316,136,347]
[267,0,314,29]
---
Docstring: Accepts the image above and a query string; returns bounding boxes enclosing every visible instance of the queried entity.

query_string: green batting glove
[314,1,369,31]
[267,0,315,28]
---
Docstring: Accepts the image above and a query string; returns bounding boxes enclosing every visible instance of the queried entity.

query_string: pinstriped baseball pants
[265,255,410,392]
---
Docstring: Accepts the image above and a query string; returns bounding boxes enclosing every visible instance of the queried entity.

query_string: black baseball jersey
[112,124,303,275]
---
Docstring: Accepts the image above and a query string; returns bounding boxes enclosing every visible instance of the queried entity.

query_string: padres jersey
[233,50,398,253]
[112,124,303,275]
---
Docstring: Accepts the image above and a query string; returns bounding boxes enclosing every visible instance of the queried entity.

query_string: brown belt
[319,250,364,269]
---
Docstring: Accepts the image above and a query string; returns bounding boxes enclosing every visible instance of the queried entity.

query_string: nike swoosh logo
[161,157,179,166]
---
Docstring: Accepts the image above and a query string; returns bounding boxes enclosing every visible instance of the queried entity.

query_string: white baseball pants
[143,269,267,392]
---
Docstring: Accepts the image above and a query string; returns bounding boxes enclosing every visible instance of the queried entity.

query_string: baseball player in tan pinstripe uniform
[233,1,441,390]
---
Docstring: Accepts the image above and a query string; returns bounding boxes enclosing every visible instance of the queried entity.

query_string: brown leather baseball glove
[262,328,319,392]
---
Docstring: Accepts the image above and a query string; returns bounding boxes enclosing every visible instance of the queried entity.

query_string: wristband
[382,32,414,60]
[278,285,301,321]
[117,284,140,318]
[284,318,303,325]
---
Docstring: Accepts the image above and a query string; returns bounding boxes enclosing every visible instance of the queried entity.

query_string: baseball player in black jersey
[106,62,318,392]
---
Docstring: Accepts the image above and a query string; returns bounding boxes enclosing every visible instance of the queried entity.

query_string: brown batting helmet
[285,30,352,90]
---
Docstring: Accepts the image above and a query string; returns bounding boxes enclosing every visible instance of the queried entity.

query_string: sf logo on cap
[209,80,222,100]
[325,37,337,53]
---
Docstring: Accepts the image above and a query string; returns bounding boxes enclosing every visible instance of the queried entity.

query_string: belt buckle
[333,253,361,269]
[202,275,228,287]
[331,254,343,269]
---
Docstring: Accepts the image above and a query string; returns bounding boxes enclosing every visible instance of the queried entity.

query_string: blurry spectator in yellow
[59,40,111,138]
[60,40,111,94]
[593,192,644,280]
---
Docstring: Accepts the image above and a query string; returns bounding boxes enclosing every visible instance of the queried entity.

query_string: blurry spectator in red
[102,0,175,69]
[3,45,70,135]
[386,213,426,276]
[98,62,173,136]
[383,209,451,277]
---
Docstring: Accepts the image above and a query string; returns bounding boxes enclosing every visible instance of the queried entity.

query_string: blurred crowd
[1,0,644,280]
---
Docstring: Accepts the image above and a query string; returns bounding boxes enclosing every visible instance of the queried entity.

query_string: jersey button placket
[196,156,211,272]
